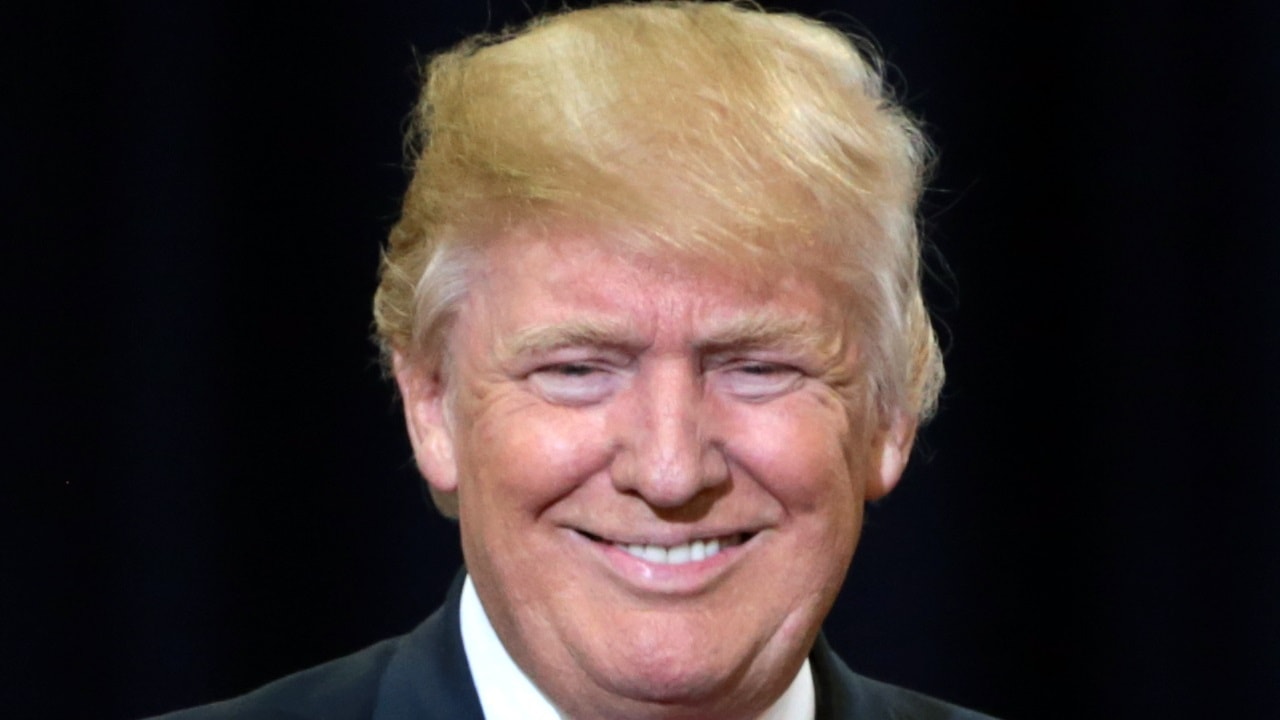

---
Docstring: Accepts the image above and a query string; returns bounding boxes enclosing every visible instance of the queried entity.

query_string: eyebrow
[499,318,643,361]
[692,313,838,355]
[500,312,843,361]
[699,313,855,384]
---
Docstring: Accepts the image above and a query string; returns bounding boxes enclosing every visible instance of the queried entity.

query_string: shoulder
[836,672,999,720]
[811,635,1001,720]
[145,636,403,720]
[144,574,478,720]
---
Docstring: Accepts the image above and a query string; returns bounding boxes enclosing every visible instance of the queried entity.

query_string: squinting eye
[720,362,803,399]
[529,363,618,405]
[554,363,596,377]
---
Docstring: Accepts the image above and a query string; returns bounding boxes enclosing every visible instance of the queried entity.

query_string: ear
[393,351,459,497]
[866,410,917,501]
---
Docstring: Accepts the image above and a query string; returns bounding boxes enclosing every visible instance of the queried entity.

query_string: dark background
[4,1,1278,718]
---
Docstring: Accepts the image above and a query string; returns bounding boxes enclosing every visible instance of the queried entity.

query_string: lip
[568,526,761,595]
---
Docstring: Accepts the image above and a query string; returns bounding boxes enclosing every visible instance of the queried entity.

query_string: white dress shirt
[460,575,815,720]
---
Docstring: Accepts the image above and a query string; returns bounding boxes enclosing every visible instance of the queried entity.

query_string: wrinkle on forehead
[497,309,846,354]
[474,230,862,374]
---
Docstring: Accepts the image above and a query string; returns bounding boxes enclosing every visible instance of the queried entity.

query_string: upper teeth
[620,535,740,565]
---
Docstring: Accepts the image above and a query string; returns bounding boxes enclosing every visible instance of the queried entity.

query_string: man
[155,2,996,718]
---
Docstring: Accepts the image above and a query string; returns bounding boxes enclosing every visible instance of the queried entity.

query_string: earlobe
[393,351,459,495]
[867,411,917,501]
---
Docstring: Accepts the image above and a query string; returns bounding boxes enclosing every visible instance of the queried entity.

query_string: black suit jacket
[151,575,996,719]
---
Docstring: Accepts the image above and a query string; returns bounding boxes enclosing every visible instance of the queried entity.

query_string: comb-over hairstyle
[375,0,943,423]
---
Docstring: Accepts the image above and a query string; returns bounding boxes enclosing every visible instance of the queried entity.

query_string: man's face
[399,231,910,718]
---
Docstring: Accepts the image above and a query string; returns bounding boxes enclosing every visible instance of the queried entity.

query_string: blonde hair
[374,0,943,424]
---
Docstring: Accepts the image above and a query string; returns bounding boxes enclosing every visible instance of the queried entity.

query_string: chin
[605,659,724,704]
[582,662,776,720]
[582,625,766,708]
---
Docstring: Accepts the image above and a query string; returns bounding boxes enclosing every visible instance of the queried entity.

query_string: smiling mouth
[579,531,750,565]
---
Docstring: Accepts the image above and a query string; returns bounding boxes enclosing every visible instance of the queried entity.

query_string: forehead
[460,232,846,345]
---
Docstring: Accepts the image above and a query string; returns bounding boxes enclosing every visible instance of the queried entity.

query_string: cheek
[720,396,863,514]
[460,399,613,506]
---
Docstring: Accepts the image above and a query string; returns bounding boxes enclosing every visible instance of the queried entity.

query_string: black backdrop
[5,1,1278,718]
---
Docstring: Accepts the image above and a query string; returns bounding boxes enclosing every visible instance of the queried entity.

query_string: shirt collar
[459,574,814,720]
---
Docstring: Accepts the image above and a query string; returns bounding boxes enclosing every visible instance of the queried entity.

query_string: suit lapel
[373,572,485,720]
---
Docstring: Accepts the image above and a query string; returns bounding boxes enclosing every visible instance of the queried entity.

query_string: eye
[552,363,596,377]
[528,362,619,405]
[718,361,804,400]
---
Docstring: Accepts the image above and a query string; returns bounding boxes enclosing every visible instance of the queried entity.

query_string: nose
[609,361,730,508]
